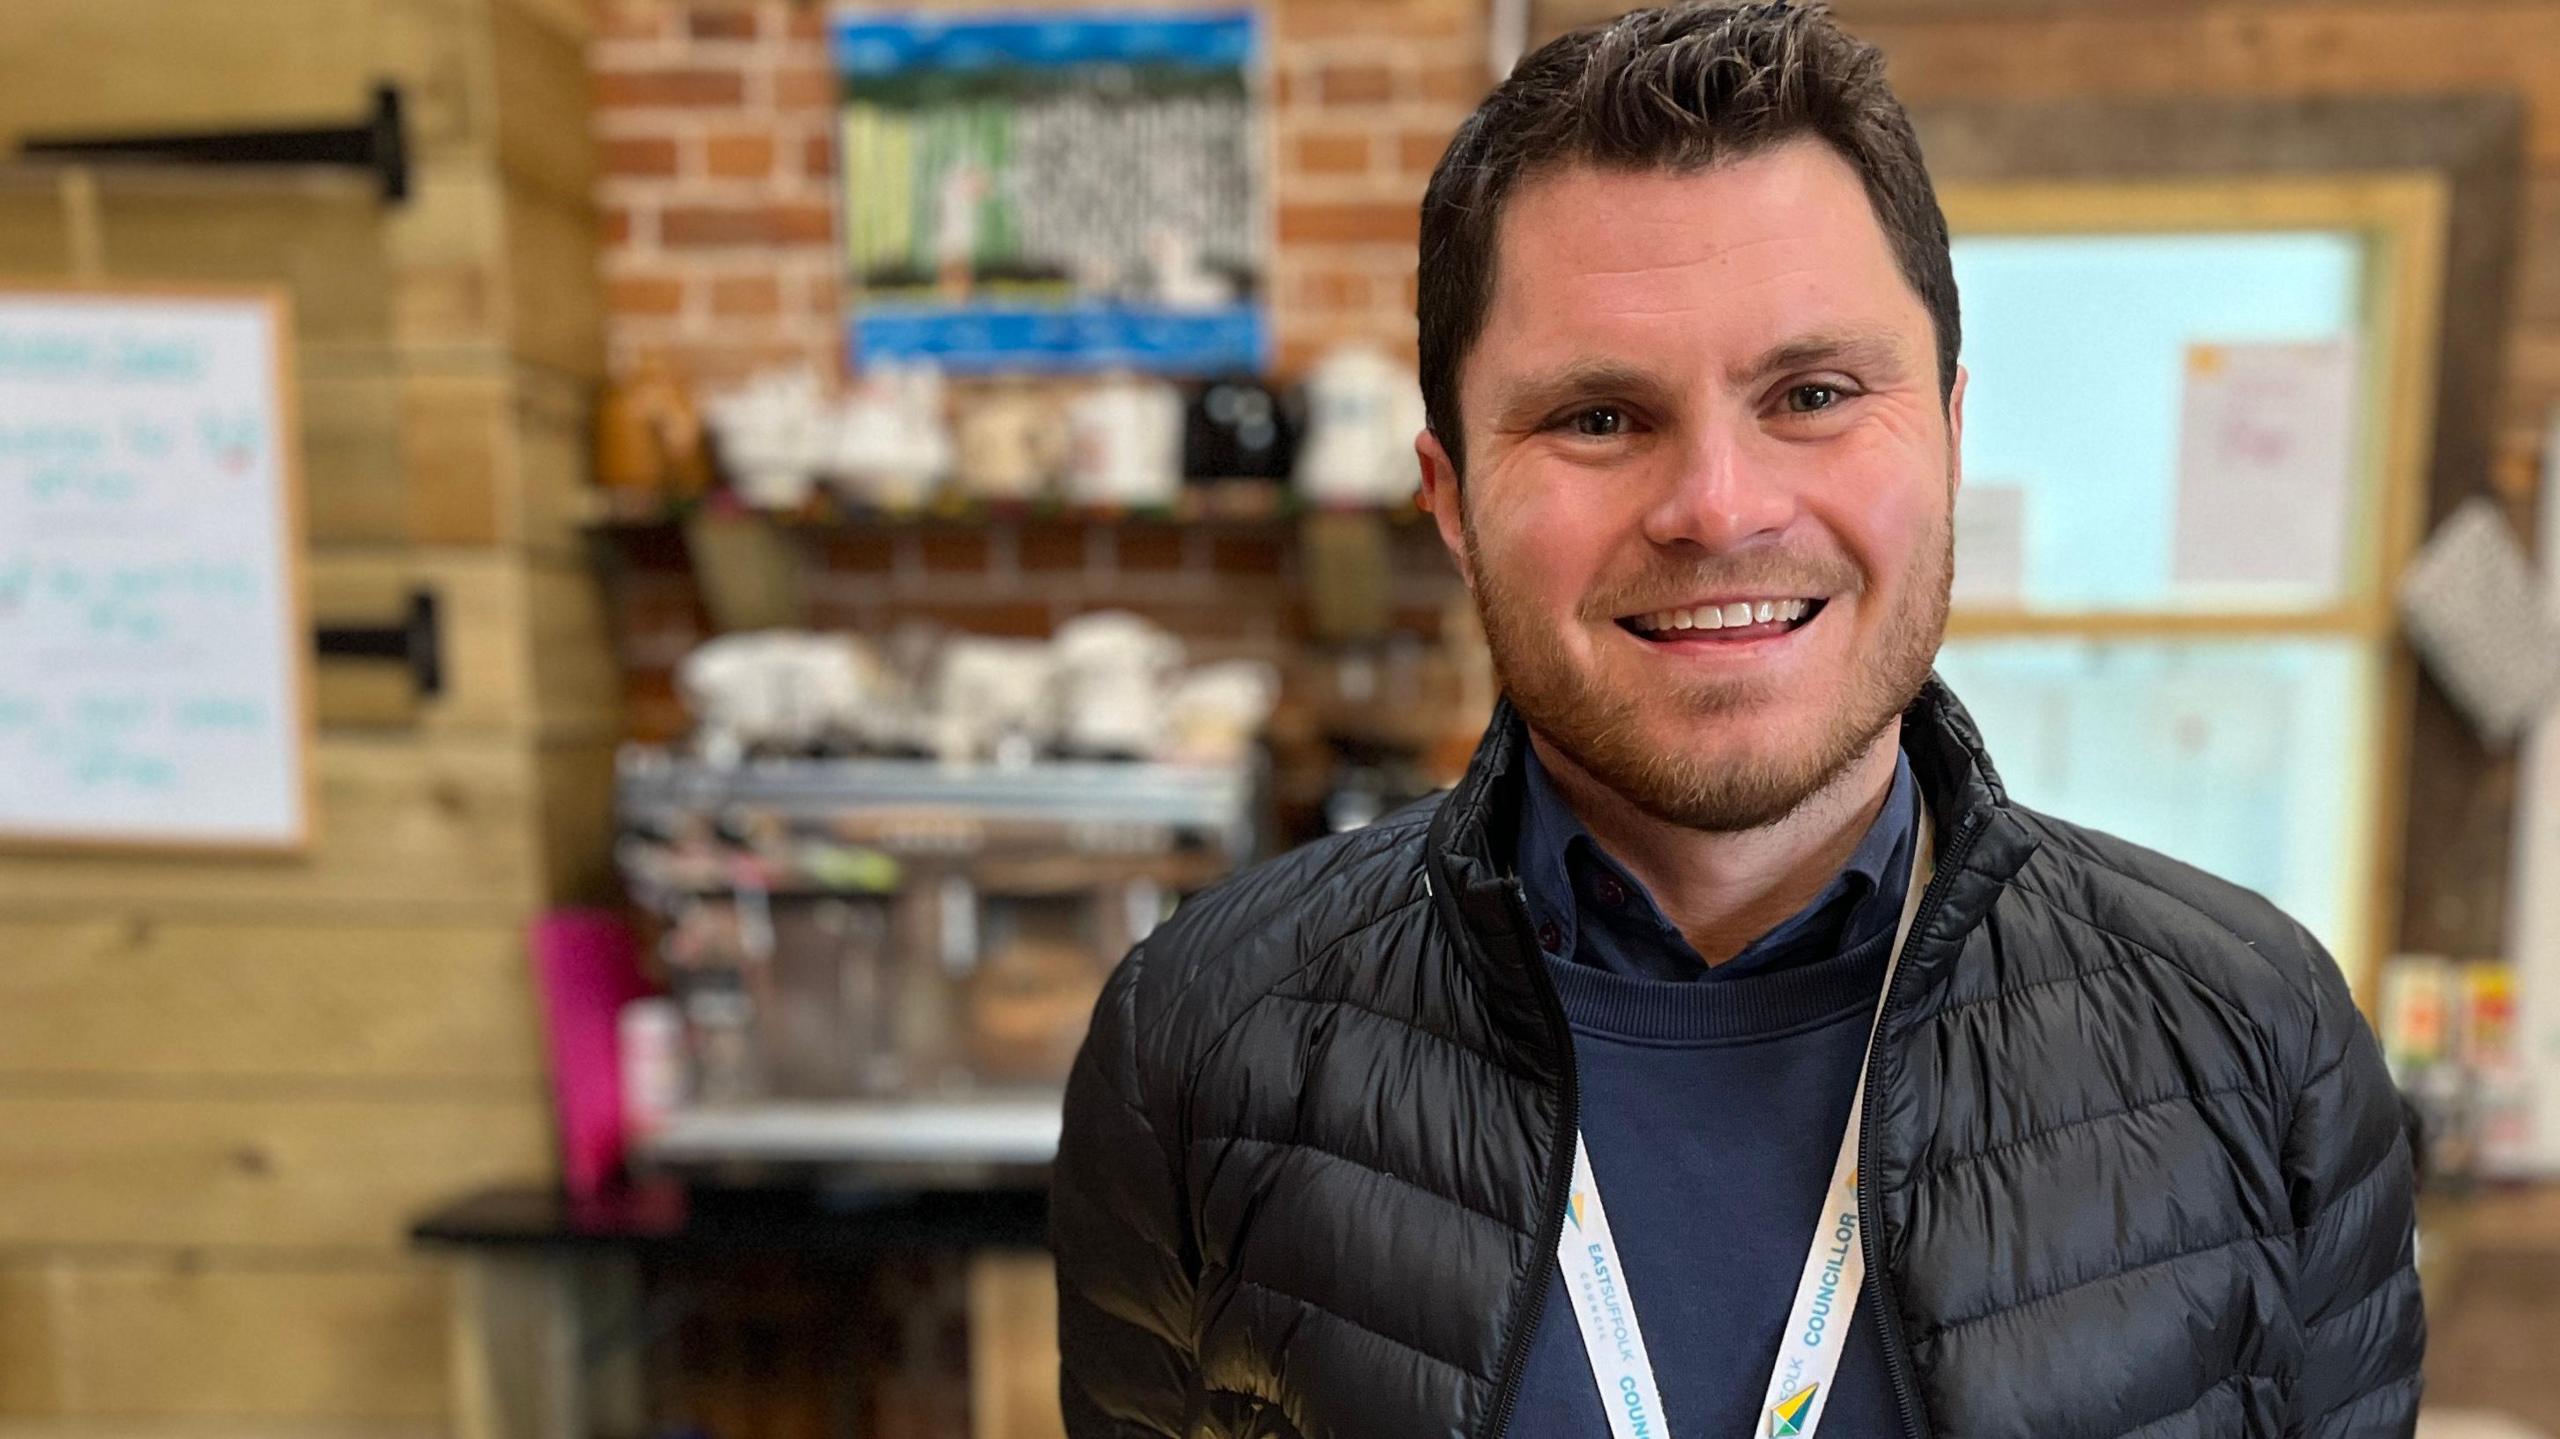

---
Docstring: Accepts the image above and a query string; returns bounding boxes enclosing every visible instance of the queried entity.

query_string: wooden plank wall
[0,0,613,1431]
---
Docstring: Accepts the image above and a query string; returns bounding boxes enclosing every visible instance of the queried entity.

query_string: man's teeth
[1632,599,1812,634]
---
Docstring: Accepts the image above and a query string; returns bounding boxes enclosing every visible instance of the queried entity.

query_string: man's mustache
[1580,557,1864,618]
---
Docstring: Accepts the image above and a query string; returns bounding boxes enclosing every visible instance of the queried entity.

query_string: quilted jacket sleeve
[2282,932,2425,1436]
[1052,945,1198,1436]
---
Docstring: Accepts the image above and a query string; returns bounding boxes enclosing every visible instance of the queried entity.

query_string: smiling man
[1051,5,2423,1437]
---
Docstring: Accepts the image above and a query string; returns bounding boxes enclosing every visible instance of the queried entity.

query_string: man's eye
[1567,407,1628,437]
[1784,384,1846,414]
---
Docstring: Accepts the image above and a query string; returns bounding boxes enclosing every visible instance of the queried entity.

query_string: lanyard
[1554,809,1935,1439]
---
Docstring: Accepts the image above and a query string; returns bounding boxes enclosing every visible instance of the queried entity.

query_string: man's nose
[1639,425,1797,553]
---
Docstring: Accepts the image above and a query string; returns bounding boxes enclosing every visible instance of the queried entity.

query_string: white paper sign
[0,288,309,848]
[1953,482,2027,606]
[2172,339,2360,597]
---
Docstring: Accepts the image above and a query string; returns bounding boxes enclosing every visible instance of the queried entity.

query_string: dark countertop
[412,1180,1049,1260]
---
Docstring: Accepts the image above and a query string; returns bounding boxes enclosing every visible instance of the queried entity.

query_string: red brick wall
[589,0,1489,385]
[587,0,1489,797]
[593,0,848,382]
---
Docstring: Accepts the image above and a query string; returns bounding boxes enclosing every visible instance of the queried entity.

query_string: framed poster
[0,284,311,851]
[833,9,1267,374]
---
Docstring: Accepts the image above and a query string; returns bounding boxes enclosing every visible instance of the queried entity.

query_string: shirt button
[1594,874,1627,907]
[1536,920,1564,953]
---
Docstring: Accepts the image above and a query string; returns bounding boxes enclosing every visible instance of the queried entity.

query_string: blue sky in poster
[832,12,1258,76]
[852,302,1265,375]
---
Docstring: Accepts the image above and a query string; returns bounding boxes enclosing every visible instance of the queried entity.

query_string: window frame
[1935,171,2451,1003]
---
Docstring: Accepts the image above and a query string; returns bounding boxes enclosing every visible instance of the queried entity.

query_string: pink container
[527,909,654,1198]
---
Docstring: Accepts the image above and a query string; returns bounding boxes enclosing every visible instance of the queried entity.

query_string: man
[1051,3,2424,1435]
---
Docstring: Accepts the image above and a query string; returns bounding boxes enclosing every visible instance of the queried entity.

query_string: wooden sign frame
[0,277,314,854]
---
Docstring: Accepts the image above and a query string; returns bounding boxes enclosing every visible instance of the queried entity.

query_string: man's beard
[1464,508,1950,834]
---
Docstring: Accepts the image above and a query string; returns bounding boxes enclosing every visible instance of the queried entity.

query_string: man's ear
[1416,427,1474,590]
[1946,363,1969,494]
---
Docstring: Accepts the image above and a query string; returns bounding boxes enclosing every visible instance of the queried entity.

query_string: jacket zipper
[1478,877,1580,1439]
[1860,809,1980,1439]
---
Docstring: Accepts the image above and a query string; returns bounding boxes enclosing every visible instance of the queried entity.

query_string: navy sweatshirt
[1505,740,1918,1437]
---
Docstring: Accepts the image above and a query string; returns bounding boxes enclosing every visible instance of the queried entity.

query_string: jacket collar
[1423,674,2039,1060]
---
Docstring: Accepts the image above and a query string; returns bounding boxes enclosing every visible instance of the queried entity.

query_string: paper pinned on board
[2172,339,2360,597]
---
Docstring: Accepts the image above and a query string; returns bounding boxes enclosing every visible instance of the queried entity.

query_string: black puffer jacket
[1052,680,2423,1438]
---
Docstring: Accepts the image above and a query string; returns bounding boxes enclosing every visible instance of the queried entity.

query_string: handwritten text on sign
[0,291,306,847]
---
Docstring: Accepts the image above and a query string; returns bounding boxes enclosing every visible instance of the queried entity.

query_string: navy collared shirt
[1502,737,1921,1437]
[1515,741,1920,983]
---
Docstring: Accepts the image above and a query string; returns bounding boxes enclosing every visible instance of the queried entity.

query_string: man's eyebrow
[1485,360,1679,429]
[1729,327,1912,387]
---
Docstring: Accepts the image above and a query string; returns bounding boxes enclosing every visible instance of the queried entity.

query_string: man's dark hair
[1416,1,1960,474]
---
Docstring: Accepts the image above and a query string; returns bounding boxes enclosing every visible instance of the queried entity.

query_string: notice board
[0,285,310,850]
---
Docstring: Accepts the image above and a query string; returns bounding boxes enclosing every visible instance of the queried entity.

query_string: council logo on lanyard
[1555,812,1934,1439]
[1766,1382,1818,1436]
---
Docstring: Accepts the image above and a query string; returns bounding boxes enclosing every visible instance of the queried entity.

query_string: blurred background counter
[413,1184,1051,1439]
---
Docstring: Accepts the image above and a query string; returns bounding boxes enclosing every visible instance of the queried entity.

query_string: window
[1932,176,2447,991]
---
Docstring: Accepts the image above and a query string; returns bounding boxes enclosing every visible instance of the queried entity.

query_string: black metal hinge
[19,84,409,204]
[315,588,441,698]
